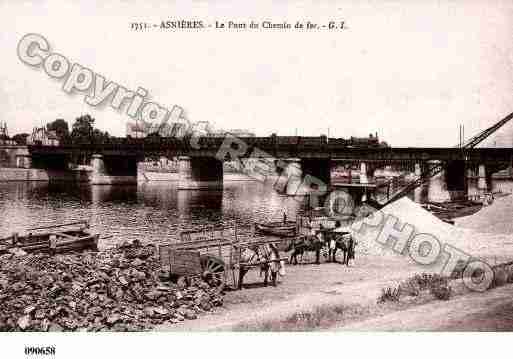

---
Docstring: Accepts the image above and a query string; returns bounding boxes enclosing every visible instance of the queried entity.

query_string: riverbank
[0,167,91,182]
[161,196,513,331]
[137,171,256,182]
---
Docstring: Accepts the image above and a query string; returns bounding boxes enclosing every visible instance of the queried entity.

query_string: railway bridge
[18,136,512,200]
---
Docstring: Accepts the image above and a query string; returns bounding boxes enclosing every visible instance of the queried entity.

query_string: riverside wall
[0,168,90,182]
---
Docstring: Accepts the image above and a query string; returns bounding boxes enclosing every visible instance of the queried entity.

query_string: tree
[12,133,29,145]
[70,115,110,144]
[46,119,69,140]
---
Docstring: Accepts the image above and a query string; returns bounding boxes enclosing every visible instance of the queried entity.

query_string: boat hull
[255,221,297,237]
[0,230,99,254]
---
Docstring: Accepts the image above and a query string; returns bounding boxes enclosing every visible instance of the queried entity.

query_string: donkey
[238,243,285,289]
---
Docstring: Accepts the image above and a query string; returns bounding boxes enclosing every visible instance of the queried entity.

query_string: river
[1,177,512,247]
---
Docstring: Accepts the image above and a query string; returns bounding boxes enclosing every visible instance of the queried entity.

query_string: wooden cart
[159,223,289,290]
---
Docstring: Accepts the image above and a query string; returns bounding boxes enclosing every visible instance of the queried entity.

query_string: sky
[1,0,513,147]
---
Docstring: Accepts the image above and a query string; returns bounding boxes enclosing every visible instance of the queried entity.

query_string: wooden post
[12,232,18,245]
[49,234,57,255]
[238,264,244,290]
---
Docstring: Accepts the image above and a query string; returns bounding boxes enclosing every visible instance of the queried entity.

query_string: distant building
[0,122,16,145]
[0,121,8,139]
[27,127,59,146]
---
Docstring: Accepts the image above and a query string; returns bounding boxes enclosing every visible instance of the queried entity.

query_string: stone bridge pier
[274,158,331,208]
[477,164,489,193]
[359,162,379,184]
[90,154,138,185]
[16,153,32,169]
[177,156,223,190]
[425,160,467,202]
[476,163,504,193]
[445,160,468,200]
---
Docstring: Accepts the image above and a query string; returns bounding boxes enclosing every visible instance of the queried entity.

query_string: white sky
[1,0,513,146]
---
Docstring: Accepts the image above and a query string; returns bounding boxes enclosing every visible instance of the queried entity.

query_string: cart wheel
[200,254,226,291]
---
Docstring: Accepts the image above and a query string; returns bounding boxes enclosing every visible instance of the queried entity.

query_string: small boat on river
[255,221,297,237]
[421,200,483,223]
[0,221,99,255]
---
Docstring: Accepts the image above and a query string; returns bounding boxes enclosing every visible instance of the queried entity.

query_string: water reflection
[1,177,511,247]
[91,185,138,205]
[0,181,306,247]
[177,190,223,214]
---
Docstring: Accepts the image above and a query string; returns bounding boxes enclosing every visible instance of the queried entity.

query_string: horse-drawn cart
[159,223,288,291]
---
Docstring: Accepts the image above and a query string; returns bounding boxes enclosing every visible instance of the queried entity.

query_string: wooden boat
[0,221,99,255]
[421,200,483,222]
[255,221,297,237]
[492,191,511,199]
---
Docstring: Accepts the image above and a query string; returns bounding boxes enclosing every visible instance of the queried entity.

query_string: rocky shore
[0,241,223,331]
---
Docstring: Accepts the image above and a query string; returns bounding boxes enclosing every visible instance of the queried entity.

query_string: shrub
[491,267,508,288]
[398,278,420,297]
[507,266,513,283]
[429,281,452,300]
[378,287,401,303]
[398,273,449,297]
[379,273,453,303]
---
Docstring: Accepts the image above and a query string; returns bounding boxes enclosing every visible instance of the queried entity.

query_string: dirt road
[160,254,428,331]
[336,283,513,331]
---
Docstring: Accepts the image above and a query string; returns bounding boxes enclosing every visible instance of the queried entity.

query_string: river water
[1,177,512,247]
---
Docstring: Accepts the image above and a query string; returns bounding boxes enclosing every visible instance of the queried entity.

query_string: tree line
[9,115,110,145]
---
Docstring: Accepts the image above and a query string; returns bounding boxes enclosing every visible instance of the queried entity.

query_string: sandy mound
[344,198,513,270]
[456,195,513,234]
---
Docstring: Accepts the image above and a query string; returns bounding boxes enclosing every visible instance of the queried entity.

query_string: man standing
[314,224,323,264]
[346,234,355,266]
[328,221,341,263]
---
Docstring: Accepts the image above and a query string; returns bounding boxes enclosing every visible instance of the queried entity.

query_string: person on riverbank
[346,234,355,266]
[328,221,341,263]
[314,224,323,264]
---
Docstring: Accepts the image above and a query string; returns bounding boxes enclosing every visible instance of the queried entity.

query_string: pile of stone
[0,241,223,331]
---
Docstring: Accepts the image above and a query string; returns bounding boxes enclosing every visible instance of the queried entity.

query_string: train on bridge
[61,133,389,150]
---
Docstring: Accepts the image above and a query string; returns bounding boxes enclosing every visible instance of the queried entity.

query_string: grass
[490,264,513,289]
[378,273,452,303]
[378,287,401,303]
[232,303,372,331]
[379,264,513,306]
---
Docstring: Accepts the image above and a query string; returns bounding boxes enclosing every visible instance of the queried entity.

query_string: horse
[325,231,346,264]
[327,232,356,265]
[238,243,285,289]
[286,234,325,265]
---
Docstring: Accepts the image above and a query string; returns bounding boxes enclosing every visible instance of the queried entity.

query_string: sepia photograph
[1,0,512,357]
